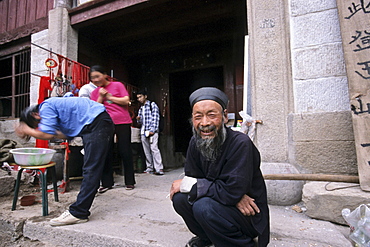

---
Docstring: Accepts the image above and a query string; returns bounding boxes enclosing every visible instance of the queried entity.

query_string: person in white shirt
[78,82,98,98]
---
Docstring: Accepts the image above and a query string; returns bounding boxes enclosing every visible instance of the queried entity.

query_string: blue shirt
[38,97,105,138]
[137,100,160,134]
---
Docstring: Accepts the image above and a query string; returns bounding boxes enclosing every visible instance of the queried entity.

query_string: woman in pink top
[90,65,135,191]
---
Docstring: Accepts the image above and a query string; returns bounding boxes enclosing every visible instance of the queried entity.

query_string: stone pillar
[55,0,73,8]
[246,0,293,162]
[48,7,78,61]
[31,30,50,105]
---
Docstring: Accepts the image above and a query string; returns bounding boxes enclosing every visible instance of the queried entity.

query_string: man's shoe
[185,236,212,247]
[154,169,164,175]
[98,186,112,193]
[50,210,88,226]
[126,185,135,190]
[144,168,154,174]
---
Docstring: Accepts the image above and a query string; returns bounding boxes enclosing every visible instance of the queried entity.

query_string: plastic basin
[10,148,56,166]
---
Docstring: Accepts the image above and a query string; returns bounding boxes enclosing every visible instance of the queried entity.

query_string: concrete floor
[0,168,353,246]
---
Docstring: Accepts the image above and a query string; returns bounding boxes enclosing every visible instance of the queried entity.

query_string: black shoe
[185,236,212,247]
[97,186,112,193]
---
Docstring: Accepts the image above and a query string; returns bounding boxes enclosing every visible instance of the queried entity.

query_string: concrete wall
[247,0,357,175]
[48,7,78,61]
[288,0,357,174]
[288,111,357,175]
[31,30,50,105]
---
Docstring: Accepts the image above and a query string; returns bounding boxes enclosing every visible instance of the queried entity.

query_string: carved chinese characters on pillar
[337,0,370,191]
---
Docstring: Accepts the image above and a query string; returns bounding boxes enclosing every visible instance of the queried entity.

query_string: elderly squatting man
[170,87,270,247]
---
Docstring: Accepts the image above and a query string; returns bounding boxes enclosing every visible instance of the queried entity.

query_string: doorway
[169,66,224,154]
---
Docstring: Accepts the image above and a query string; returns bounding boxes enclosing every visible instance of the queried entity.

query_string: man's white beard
[193,124,227,162]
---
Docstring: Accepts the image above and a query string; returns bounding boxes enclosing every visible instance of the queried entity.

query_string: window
[0,49,30,119]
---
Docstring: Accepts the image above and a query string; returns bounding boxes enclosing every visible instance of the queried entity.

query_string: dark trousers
[101,123,135,187]
[69,111,114,219]
[172,193,258,247]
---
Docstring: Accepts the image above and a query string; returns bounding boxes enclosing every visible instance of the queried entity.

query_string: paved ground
[0,168,353,246]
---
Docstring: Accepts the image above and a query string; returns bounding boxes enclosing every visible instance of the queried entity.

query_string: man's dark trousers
[69,111,114,219]
[172,192,258,247]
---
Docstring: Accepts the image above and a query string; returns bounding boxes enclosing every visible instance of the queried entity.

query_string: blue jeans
[69,111,114,219]
[172,193,258,247]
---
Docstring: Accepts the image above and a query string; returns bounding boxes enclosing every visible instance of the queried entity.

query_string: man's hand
[15,122,30,139]
[15,122,54,140]
[170,179,182,200]
[236,194,260,216]
[54,131,67,139]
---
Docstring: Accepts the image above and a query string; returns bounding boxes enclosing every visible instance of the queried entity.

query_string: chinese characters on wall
[337,0,370,191]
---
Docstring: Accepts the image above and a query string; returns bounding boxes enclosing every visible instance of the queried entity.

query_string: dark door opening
[169,66,224,154]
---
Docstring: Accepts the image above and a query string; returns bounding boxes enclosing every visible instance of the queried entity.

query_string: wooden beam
[110,20,236,56]
[106,3,235,46]
[69,0,149,26]
[264,174,359,183]
[0,17,48,45]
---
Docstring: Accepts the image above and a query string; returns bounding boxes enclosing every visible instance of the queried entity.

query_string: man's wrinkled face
[191,100,228,161]
[192,100,227,139]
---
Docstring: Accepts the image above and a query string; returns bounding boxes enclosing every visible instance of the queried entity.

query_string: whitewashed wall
[287,0,357,174]
[290,0,350,113]
[31,29,50,105]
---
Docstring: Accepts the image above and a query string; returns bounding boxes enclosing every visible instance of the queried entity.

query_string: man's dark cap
[189,87,228,110]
